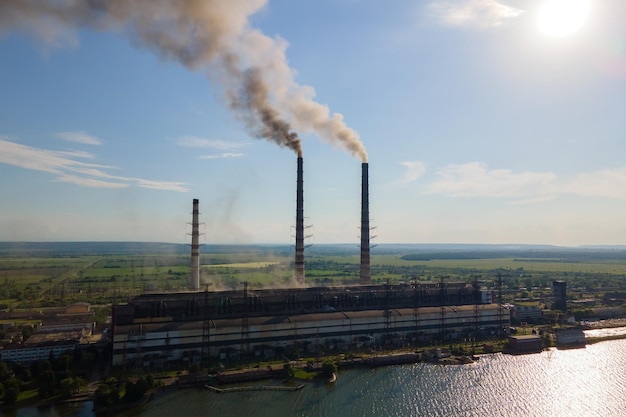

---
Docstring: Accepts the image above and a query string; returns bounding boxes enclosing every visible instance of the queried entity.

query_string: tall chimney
[295,156,305,284]
[360,162,371,284]
[190,198,200,291]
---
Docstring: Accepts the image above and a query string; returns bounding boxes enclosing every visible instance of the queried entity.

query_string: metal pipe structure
[360,162,371,284]
[190,198,200,291]
[295,157,305,284]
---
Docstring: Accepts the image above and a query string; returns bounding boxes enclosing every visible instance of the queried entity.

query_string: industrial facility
[111,158,509,367]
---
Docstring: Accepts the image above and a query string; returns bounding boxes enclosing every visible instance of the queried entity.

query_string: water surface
[8,339,626,417]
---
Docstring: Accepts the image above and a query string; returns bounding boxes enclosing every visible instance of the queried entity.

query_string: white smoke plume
[0,0,366,161]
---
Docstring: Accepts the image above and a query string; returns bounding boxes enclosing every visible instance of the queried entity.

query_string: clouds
[199,153,245,160]
[427,0,524,28]
[56,131,102,145]
[399,160,428,184]
[418,161,626,202]
[0,136,188,192]
[175,135,246,159]
[564,169,626,199]
[426,162,557,198]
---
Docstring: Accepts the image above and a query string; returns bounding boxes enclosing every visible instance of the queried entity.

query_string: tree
[95,385,115,407]
[0,362,10,382]
[38,369,57,399]
[12,362,30,382]
[30,360,42,379]
[2,378,20,405]
[320,360,337,378]
[20,325,33,341]
[59,377,75,399]
[74,376,87,394]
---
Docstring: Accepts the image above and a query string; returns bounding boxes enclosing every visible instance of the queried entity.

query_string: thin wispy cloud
[200,152,245,160]
[399,160,428,184]
[55,174,127,188]
[56,131,102,145]
[0,137,112,174]
[135,178,188,192]
[56,149,97,159]
[0,137,188,192]
[175,135,246,151]
[427,0,524,28]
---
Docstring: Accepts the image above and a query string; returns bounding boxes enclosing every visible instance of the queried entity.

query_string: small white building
[555,329,585,345]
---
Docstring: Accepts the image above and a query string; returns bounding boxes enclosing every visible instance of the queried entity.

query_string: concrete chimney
[360,163,371,284]
[190,198,200,291]
[295,157,305,284]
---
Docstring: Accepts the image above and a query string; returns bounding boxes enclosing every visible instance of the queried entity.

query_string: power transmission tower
[473,275,481,342]
[201,286,211,367]
[439,276,447,343]
[413,281,421,346]
[385,279,391,347]
[240,281,250,361]
[496,272,504,337]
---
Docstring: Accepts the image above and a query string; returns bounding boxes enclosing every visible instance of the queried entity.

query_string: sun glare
[537,0,591,38]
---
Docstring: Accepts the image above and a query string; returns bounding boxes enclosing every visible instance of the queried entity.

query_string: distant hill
[0,241,187,256]
[2,242,626,262]
[0,242,297,257]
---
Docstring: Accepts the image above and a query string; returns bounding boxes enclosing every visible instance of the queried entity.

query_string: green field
[1,243,626,308]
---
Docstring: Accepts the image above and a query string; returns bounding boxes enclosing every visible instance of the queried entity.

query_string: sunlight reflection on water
[584,326,626,338]
[9,339,626,417]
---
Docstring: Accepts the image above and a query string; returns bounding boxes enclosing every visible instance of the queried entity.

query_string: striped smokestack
[360,162,371,284]
[295,156,305,284]
[190,198,200,291]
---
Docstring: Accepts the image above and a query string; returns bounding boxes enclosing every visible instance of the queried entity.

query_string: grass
[16,388,39,403]
[290,368,318,380]
[206,261,281,269]
[2,249,626,308]
[422,258,626,273]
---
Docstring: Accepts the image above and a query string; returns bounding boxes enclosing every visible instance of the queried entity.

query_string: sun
[537,0,591,38]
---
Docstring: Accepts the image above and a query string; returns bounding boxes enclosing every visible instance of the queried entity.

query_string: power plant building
[108,160,509,368]
[111,284,508,367]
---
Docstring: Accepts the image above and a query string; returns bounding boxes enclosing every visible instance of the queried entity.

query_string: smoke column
[1,0,366,160]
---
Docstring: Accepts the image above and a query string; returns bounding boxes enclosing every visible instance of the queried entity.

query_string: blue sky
[1,0,626,246]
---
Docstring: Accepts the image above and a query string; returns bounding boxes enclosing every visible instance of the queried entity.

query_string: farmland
[0,242,625,313]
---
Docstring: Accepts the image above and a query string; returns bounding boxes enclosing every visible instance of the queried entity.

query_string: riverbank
[188,330,626,388]
[3,330,625,412]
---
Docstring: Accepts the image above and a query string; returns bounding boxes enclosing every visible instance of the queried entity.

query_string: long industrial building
[110,161,508,368]
[111,283,508,367]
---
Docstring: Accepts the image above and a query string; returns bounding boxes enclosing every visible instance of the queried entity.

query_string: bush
[321,361,337,378]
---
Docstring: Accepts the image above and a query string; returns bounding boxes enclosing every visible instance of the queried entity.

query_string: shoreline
[3,331,625,412]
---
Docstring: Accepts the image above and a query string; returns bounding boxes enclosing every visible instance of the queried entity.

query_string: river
[6,334,626,417]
